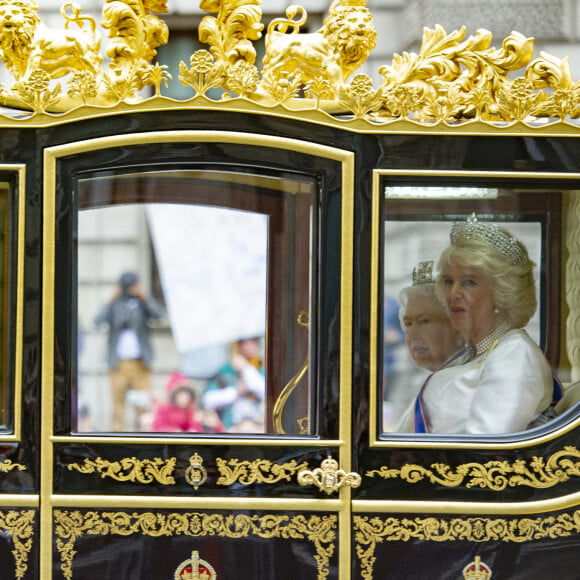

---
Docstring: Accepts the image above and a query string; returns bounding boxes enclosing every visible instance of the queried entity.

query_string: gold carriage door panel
[42,137,356,580]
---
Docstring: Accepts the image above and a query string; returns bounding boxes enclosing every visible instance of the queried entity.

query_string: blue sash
[414,348,467,434]
[551,374,564,405]
[413,382,429,434]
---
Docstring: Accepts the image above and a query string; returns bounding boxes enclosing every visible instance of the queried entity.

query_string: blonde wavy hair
[436,230,537,329]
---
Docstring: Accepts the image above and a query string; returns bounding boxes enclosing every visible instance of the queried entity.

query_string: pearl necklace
[466,320,511,360]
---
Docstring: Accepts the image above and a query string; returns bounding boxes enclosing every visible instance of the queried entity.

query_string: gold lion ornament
[0,0,102,81]
[260,0,377,99]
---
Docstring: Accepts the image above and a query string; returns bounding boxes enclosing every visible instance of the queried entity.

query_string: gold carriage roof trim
[0,0,579,127]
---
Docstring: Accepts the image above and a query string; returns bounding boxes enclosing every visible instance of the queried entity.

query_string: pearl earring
[494,307,499,314]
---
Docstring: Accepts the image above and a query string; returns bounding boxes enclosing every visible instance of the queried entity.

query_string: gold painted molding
[0,509,35,580]
[0,0,579,126]
[0,459,26,473]
[365,446,580,490]
[54,510,337,580]
[67,457,176,485]
[354,510,580,580]
[216,458,308,486]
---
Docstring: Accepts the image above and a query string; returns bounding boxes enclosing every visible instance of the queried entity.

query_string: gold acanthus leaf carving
[365,446,580,491]
[378,25,537,122]
[180,0,263,98]
[0,459,27,473]
[216,457,308,485]
[354,511,580,580]
[54,510,337,580]
[67,456,176,485]
[101,0,170,101]
[0,509,35,580]
[198,0,263,67]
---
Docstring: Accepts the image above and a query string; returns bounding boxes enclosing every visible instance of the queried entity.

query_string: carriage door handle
[297,456,361,494]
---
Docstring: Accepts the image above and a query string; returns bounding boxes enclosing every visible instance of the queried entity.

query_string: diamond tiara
[449,213,527,265]
[412,260,435,285]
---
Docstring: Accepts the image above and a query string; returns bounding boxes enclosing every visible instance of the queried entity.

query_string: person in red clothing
[152,372,223,433]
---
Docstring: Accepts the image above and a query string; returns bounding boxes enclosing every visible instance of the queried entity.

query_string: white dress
[399,329,553,434]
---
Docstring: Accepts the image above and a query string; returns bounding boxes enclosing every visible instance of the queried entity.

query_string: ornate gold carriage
[0,0,578,578]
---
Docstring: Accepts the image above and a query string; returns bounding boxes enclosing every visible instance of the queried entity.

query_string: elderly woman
[392,261,462,432]
[412,214,561,435]
[399,260,463,373]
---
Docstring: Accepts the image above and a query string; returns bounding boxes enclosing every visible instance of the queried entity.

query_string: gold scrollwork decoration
[67,456,176,485]
[216,457,308,486]
[54,510,337,580]
[0,509,35,580]
[185,453,208,490]
[365,445,580,491]
[298,456,361,495]
[0,0,579,124]
[354,511,580,580]
[0,459,26,473]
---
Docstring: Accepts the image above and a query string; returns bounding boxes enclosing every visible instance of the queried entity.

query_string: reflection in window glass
[76,171,314,436]
[381,186,564,436]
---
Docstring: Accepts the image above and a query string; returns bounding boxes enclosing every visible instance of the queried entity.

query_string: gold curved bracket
[272,311,309,434]
[298,456,361,495]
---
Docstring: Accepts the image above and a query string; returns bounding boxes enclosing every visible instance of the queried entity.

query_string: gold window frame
[370,168,580,450]
[0,164,26,444]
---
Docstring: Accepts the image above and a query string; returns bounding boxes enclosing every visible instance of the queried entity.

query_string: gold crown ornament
[462,556,492,580]
[174,550,217,580]
[411,261,435,286]
[450,213,527,265]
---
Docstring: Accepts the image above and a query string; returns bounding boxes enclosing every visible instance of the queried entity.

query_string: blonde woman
[412,214,561,434]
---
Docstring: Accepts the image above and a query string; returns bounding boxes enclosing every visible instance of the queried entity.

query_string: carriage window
[381,184,570,436]
[75,171,314,436]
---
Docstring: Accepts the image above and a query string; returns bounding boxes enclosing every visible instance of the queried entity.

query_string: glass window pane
[381,184,565,436]
[75,171,315,436]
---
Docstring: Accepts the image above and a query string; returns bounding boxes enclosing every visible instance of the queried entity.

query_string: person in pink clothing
[152,373,223,433]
